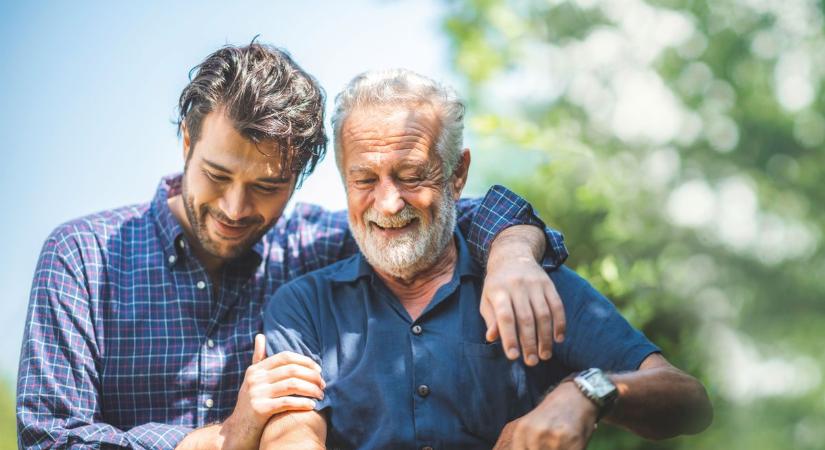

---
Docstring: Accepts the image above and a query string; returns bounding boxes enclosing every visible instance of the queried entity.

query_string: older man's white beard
[351,191,457,280]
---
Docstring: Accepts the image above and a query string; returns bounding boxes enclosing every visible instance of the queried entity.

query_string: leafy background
[447,0,824,448]
[3,1,822,449]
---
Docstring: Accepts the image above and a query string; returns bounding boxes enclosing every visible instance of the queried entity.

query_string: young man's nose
[219,184,254,221]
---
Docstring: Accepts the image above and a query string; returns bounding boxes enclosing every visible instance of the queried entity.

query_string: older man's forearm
[605,354,713,440]
[259,411,327,450]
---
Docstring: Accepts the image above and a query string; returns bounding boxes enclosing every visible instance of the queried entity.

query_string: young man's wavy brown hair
[176,40,327,185]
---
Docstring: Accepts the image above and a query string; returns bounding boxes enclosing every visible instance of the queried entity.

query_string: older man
[16,44,571,450]
[260,69,713,449]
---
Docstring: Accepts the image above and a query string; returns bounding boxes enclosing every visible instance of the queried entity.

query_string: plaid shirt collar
[150,173,264,272]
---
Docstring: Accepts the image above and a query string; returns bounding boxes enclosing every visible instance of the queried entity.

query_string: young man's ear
[181,121,192,161]
[450,149,471,200]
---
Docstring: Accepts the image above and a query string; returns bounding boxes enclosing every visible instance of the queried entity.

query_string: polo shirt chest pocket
[459,341,534,443]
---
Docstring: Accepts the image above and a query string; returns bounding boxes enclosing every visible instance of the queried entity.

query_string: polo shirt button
[417,384,430,397]
[204,398,214,408]
[196,281,206,290]
[411,325,423,335]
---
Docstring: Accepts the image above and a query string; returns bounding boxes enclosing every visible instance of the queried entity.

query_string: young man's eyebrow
[255,176,292,185]
[202,158,291,184]
[202,158,231,173]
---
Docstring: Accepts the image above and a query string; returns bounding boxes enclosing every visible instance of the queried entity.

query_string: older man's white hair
[331,68,465,176]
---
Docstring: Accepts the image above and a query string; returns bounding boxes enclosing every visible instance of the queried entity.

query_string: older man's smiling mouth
[370,218,418,236]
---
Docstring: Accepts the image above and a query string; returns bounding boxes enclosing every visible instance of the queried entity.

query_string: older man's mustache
[364,206,421,230]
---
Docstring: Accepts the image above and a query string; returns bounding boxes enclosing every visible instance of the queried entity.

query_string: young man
[17,44,569,449]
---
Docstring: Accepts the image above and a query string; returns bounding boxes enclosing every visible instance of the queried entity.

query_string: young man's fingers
[491,292,520,360]
[544,282,566,342]
[252,333,267,364]
[264,364,326,389]
[480,293,498,342]
[529,286,554,361]
[260,351,322,372]
[510,290,539,366]
[257,378,324,401]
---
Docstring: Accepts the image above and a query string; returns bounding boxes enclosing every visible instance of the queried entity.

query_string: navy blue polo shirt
[264,231,659,450]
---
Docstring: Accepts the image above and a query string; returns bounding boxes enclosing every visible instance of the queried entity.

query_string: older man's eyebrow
[347,164,375,175]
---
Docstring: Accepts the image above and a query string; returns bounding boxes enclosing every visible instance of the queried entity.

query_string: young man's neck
[374,238,458,321]
[167,195,224,282]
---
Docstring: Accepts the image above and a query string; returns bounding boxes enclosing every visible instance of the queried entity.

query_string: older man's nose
[374,181,405,216]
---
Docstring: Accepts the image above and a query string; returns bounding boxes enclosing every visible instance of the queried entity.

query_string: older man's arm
[259,411,327,450]
[495,353,713,450]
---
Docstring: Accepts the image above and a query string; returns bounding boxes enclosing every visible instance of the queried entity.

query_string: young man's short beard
[180,175,269,262]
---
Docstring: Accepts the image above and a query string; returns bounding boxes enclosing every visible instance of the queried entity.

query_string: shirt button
[167,255,177,265]
[417,384,430,397]
[196,281,206,290]
[206,339,215,348]
[204,398,214,408]
[411,325,423,335]
[179,239,187,249]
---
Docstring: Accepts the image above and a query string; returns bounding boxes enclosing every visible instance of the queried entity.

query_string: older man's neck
[375,239,458,321]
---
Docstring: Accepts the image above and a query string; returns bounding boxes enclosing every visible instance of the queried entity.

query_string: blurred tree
[1,379,15,449]
[442,0,825,448]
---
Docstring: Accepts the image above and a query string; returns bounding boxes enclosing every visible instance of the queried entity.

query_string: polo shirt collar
[329,228,481,283]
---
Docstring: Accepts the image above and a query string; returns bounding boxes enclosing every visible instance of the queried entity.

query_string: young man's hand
[483,225,566,366]
[176,335,324,450]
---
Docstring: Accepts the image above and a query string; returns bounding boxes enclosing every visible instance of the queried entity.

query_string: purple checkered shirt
[17,174,567,449]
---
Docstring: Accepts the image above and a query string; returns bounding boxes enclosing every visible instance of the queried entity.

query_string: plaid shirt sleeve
[290,184,568,274]
[458,184,568,270]
[16,227,190,450]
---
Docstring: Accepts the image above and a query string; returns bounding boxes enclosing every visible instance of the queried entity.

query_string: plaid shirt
[17,174,567,449]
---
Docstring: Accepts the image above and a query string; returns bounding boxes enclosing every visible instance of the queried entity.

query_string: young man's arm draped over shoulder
[17,227,191,449]
[293,184,569,365]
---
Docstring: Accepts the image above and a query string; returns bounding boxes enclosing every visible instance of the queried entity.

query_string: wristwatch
[572,368,619,421]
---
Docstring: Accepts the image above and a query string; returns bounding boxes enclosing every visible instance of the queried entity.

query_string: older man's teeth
[372,220,414,230]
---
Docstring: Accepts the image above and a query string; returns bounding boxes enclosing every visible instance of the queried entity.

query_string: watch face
[586,372,617,397]
[578,369,618,398]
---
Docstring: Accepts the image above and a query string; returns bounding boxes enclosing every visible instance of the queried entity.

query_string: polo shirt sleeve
[263,280,330,410]
[551,267,661,372]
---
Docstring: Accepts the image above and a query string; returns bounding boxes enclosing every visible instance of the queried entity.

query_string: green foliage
[443,0,825,448]
[0,379,16,449]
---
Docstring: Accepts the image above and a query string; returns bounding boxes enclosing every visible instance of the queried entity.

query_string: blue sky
[0,1,458,380]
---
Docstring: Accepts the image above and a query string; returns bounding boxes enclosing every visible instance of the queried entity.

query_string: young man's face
[180,110,296,261]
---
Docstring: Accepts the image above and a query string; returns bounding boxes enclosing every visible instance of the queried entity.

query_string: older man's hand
[493,381,598,450]
[483,225,565,366]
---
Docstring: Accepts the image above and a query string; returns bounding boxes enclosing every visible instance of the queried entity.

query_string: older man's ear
[451,148,472,200]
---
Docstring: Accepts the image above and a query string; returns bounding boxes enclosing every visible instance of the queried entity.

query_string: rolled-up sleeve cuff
[469,185,568,270]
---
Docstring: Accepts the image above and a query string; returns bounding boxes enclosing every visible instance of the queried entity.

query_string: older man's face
[339,104,467,279]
